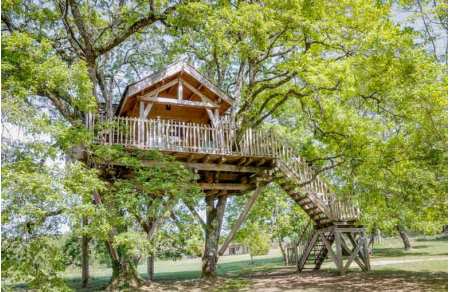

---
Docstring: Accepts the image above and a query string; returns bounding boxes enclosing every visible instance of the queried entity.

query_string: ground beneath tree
[64,237,447,291]
[138,267,447,292]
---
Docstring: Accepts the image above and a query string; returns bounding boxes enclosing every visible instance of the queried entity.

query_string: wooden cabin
[86,62,370,274]
[91,62,278,196]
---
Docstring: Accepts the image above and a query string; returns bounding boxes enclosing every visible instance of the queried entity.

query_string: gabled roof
[116,62,233,116]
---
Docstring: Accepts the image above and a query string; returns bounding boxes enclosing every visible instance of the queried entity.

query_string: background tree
[235,222,271,264]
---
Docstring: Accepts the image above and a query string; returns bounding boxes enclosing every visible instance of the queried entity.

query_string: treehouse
[86,62,371,274]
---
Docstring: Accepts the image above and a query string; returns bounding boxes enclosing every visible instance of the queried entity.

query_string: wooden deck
[87,115,360,225]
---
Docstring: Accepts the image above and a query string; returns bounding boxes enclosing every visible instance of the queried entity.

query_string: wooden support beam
[347,231,371,271]
[140,96,218,109]
[341,233,365,271]
[141,160,270,173]
[178,79,183,100]
[207,190,220,196]
[218,186,265,256]
[237,157,247,166]
[214,109,219,121]
[206,109,217,126]
[140,78,179,99]
[334,229,344,275]
[128,63,183,97]
[183,65,233,105]
[187,154,195,163]
[320,232,339,267]
[256,159,266,167]
[297,232,319,271]
[183,80,218,106]
[343,238,362,272]
[217,157,227,164]
[199,183,254,191]
[139,101,153,119]
[202,155,212,163]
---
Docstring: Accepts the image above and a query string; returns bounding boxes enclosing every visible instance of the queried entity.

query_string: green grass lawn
[63,235,447,291]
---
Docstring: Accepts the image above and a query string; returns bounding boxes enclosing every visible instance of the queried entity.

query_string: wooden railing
[88,115,359,222]
[92,116,274,156]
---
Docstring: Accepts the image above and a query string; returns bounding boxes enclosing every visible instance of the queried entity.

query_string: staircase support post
[334,228,344,275]
[297,225,371,274]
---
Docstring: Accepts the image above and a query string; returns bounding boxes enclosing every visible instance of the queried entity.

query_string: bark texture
[202,195,227,278]
[278,239,288,266]
[396,224,411,250]
[108,258,142,290]
[81,229,89,288]
[147,255,155,281]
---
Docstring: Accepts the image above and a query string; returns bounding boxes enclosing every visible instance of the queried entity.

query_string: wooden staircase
[297,229,334,272]
[266,133,367,273]
[272,149,359,227]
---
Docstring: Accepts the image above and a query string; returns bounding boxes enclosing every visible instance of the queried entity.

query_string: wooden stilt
[334,228,344,275]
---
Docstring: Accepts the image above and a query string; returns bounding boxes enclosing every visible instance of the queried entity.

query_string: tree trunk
[278,239,288,266]
[147,255,154,281]
[81,217,89,288]
[202,195,227,279]
[109,258,142,290]
[396,224,411,250]
[105,237,142,289]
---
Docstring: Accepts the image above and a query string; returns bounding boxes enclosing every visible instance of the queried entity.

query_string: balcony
[86,114,360,223]
[88,115,275,158]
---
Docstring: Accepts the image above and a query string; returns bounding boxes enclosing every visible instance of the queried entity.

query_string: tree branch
[95,4,178,56]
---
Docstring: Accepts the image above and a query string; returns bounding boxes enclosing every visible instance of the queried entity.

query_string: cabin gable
[116,62,233,125]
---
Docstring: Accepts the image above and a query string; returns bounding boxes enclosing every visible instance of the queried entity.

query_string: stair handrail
[262,128,360,222]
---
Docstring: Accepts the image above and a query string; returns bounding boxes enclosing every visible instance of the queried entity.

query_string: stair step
[297,198,310,205]
[309,208,323,215]
[312,214,326,221]
[289,192,305,199]
[303,205,317,211]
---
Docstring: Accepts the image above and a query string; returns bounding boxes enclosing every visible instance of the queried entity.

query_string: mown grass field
[62,235,448,291]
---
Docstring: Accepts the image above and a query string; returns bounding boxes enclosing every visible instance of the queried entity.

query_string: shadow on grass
[64,242,448,291]
[416,235,448,242]
[65,264,448,292]
[66,276,110,291]
[65,257,285,290]
[146,270,201,281]
[249,269,448,292]
[216,256,285,277]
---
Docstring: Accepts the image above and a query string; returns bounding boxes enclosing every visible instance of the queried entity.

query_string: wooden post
[361,230,371,271]
[178,79,183,100]
[334,228,344,275]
